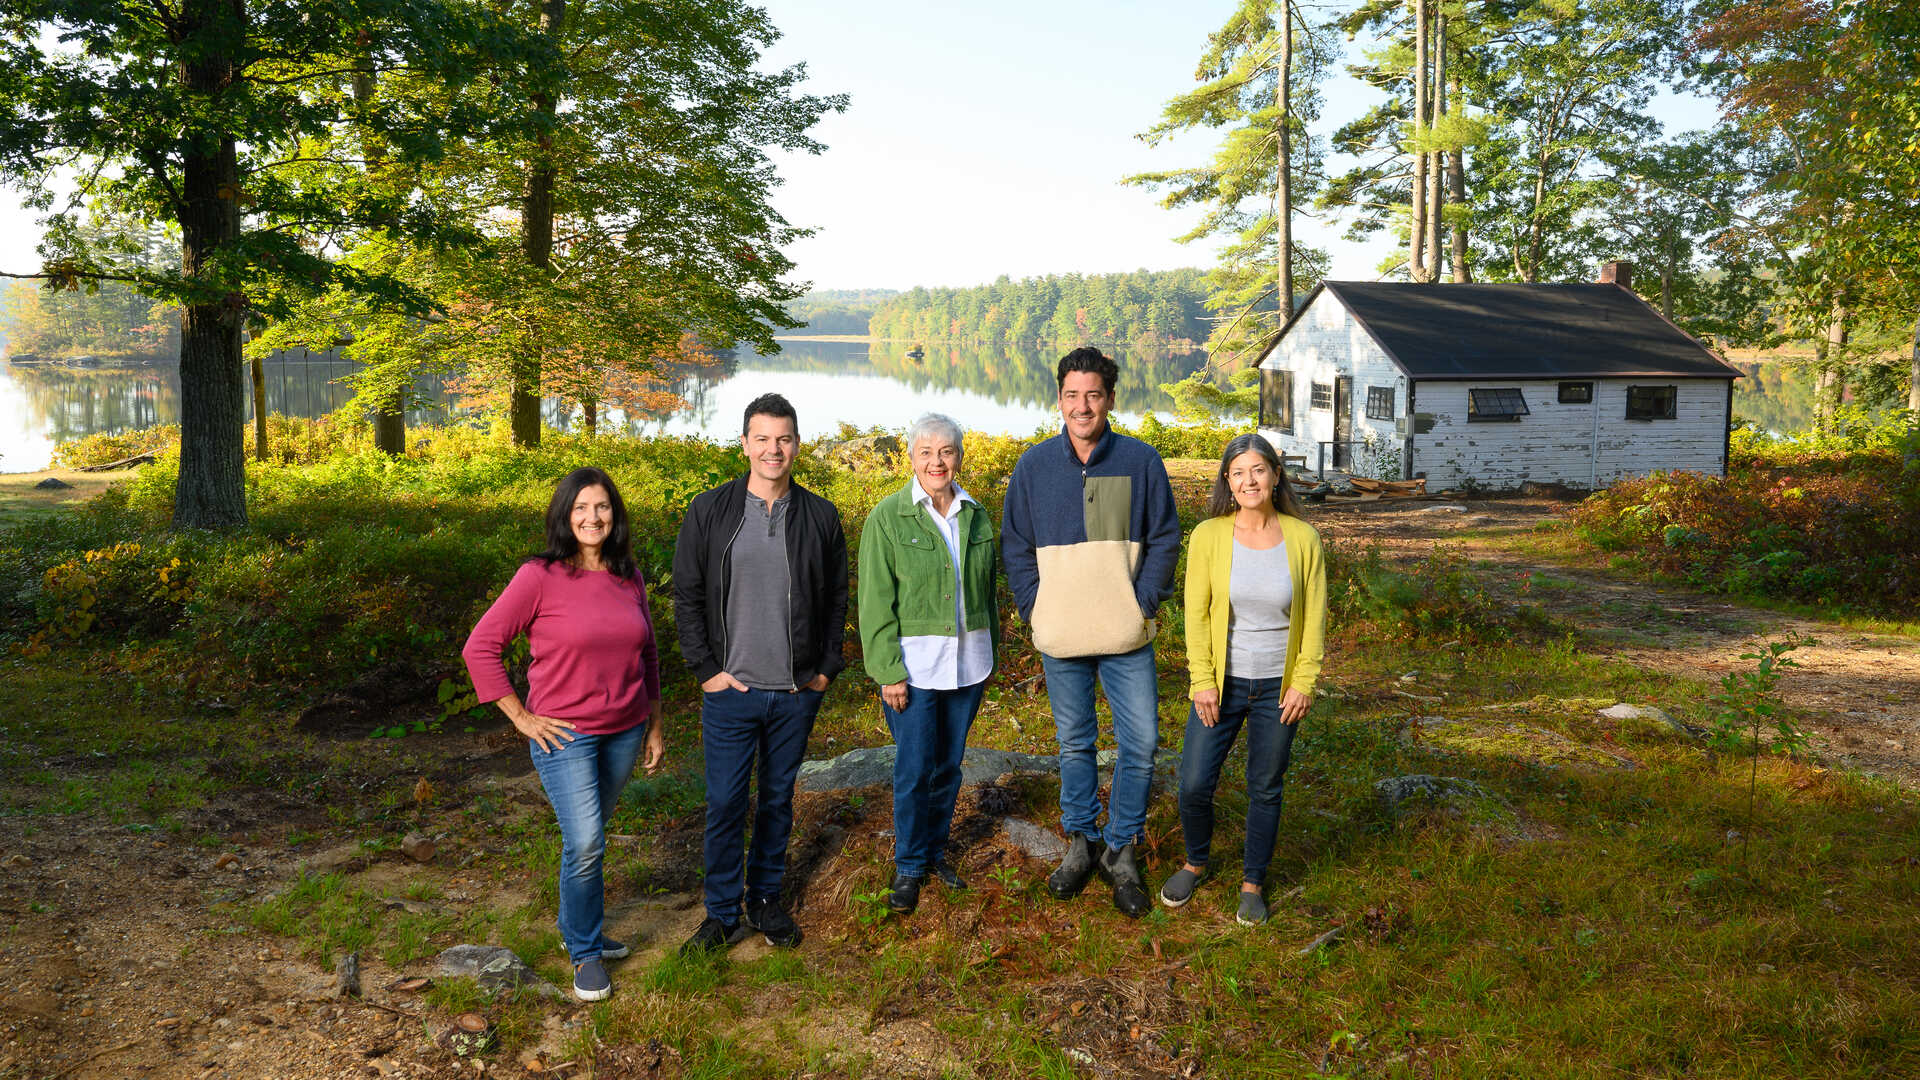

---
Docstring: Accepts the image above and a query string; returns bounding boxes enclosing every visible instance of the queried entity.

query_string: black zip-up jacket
[671,474,849,687]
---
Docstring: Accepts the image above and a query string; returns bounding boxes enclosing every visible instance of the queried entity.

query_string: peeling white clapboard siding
[1260,291,1409,477]
[1258,289,1731,490]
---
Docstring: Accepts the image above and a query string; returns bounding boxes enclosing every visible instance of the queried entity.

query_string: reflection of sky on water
[1,339,1831,473]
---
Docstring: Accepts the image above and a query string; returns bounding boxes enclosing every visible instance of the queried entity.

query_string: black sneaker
[1046,833,1105,900]
[572,957,611,1001]
[930,862,966,890]
[679,916,745,957]
[744,898,803,948]
[598,937,630,961]
[887,873,924,914]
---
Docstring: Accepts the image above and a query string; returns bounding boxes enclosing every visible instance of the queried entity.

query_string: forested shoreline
[866,269,1218,346]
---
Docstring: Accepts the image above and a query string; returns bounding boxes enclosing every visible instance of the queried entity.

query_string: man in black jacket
[672,393,848,954]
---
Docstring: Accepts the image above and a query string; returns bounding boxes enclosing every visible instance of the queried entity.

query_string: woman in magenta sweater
[463,466,664,1002]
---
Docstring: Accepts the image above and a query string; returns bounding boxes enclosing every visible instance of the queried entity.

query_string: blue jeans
[1176,675,1298,887]
[528,722,649,964]
[700,687,824,923]
[883,680,987,877]
[1041,642,1160,849]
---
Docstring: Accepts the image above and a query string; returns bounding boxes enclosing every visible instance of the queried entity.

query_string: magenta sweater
[462,561,662,735]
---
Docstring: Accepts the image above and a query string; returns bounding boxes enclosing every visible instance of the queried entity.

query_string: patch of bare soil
[1310,493,1920,787]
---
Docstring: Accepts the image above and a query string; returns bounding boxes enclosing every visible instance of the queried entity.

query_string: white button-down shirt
[899,477,995,690]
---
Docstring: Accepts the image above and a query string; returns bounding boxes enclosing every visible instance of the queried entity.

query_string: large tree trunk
[354,36,406,457]
[1407,0,1428,283]
[173,0,248,529]
[512,0,567,449]
[1447,73,1470,283]
[1276,0,1293,319]
[1909,312,1920,423]
[1813,299,1849,432]
[251,352,267,461]
[1427,12,1446,280]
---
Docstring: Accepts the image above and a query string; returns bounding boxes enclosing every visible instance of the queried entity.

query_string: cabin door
[1332,376,1353,469]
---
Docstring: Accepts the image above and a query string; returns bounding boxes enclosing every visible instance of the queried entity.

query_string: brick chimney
[1599,260,1633,290]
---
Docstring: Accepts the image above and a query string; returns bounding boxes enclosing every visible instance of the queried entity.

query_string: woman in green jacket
[858,413,998,916]
[1159,433,1327,926]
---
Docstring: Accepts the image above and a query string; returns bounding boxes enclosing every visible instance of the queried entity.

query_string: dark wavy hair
[743,392,798,437]
[530,466,637,579]
[1057,346,1118,395]
[1207,433,1305,520]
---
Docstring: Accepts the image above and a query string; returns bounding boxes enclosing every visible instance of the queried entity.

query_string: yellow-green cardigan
[1184,513,1327,698]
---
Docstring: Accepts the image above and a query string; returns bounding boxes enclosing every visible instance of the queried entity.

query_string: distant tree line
[1,224,179,360]
[781,289,899,334]
[867,269,1218,346]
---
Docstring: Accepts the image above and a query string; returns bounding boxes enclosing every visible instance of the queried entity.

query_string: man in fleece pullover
[1001,346,1180,918]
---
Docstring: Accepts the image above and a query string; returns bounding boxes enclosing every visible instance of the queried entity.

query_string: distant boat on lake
[905,345,925,361]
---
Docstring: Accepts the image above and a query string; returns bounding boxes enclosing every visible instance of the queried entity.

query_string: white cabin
[1258,274,1740,491]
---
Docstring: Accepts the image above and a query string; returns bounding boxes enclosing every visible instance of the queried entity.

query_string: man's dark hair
[1057,346,1118,396]
[742,392,799,437]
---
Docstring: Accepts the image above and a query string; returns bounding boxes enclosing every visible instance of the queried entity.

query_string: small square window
[1310,382,1334,411]
[1365,386,1395,421]
[1558,381,1593,404]
[1261,369,1296,435]
[1468,387,1529,422]
[1625,385,1677,420]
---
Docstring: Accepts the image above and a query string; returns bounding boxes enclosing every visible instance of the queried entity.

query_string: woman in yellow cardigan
[1159,433,1326,926]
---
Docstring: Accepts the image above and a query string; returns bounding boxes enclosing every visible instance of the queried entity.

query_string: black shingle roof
[1312,281,1740,380]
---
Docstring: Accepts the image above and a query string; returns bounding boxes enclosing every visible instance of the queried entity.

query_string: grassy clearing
[4,422,1916,1075]
[0,468,120,528]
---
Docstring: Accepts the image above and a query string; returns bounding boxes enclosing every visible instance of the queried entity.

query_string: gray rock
[435,945,561,1000]
[1000,817,1067,860]
[796,744,1181,794]
[34,476,72,490]
[332,952,361,999]
[1598,703,1686,733]
[1373,774,1493,818]
[1418,504,1469,513]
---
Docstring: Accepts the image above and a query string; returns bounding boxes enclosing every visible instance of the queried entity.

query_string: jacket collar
[902,476,976,514]
[1058,424,1115,467]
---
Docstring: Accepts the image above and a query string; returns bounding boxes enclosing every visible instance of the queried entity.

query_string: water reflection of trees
[754,340,1206,412]
[1730,361,1817,435]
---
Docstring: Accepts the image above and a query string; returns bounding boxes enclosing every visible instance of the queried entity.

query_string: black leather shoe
[930,862,966,890]
[1098,843,1150,919]
[1046,833,1105,900]
[887,873,925,914]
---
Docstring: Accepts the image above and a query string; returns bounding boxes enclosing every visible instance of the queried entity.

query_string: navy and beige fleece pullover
[1000,426,1181,658]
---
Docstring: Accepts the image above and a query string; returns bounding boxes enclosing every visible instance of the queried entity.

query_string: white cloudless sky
[0,0,1722,294]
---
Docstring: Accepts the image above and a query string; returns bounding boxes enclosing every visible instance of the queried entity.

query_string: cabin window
[1625,385,1678,420]
[1467,387,1529,422]
[1365,386,1395,421]
[1261,369,1296,435]
[1558,381,1593,404]
[1310,382,1334,411]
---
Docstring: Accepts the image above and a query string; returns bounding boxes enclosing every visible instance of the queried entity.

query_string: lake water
[0,339,1207,472]
[0,343,1834,474]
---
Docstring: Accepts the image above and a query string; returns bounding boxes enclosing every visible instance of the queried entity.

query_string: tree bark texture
[172,0,249,529]
[513,0,568,449]
[1276,0,1294,319]
[1910,313,1920,421]
[353,45,406,457]
[1408,0,1429,282]
[1814,300,1849,432]
[1446,74,1469,282]
[1427,12,1446,280]
[251,353,267,461]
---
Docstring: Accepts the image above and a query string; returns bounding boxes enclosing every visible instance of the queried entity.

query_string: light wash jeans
[1041,642,1159,849]
[528,723,647,963]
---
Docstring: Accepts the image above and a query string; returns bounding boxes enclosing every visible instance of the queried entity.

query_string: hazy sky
[0,1,1721,294]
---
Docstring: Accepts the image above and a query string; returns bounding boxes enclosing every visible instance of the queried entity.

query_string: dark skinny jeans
[1175,674,1299,887]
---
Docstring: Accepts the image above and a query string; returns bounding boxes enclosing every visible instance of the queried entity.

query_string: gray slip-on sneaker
[1159,866,1209,908]
[572,957,612,1001]
[1235,890,1269,927]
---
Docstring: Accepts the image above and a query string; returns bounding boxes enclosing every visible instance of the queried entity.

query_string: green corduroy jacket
[857,482,999,687]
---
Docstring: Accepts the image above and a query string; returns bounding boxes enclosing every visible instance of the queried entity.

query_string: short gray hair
[906,413,964,460]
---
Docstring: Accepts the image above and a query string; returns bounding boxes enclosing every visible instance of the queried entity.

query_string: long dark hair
[530,466,637,579]
[1207,433,1304,520]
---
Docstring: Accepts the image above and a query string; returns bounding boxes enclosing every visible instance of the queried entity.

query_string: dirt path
[1309,493,1920,787]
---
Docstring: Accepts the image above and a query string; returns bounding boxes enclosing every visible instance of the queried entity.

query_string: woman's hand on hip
[881,681,909,711]
[514,711,577,753]
[642,707,666,774]
[1192,688,1221,727]
[1280,688,1313,725]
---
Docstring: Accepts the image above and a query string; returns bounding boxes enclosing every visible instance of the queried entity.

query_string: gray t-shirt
[1226,537,1292,680]
[723,491,795,689]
